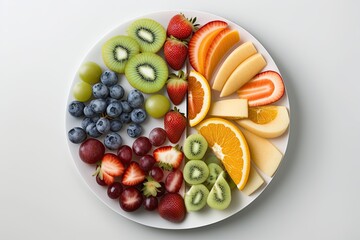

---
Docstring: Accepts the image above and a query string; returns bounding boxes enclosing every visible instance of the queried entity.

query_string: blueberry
[81,117,93,129]
[130,108,147,124]
[68,127,87,143]
[127,89,144,108]
[120,100,133,113]
[92,83,109,99]
[106,101,122,118]
[109,85,124,99]
[119,112,131,124]
[127,123,143,138]
[83,105,98,118]
[96,117,111,134]
[68,101,85,117]
[110,119,123,132]
[100,70,118,87]
[86,122,102,138]
[104,132,122,150]
[106,97,119,106]
[90,99,107,114]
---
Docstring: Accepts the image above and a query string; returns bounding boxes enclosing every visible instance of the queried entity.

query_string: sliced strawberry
[165,169,183,193]
[93,153,124,185]
[237,70,285,107]
[166,71,188,105]
[122,162,146,186]
[188,20,228,72]
[153,145,184,170]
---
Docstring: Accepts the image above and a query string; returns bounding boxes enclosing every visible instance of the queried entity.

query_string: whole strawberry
[164,107,187,144]
[158,193,186,223]
[166,71,188,105]
[167,13,198,40]
[164,37,188,70]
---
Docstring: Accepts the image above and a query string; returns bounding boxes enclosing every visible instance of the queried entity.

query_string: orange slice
[204,29,240,80]
[248,106,278,124]
[196,118,250,190]
[188,70,211,127]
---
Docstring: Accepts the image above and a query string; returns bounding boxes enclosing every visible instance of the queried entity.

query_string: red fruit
[132,136,152,156]
[164,107,187,144]
[237,70,285,107]
[119,187,143,212]
[79,138,105,164]
[122,162,146,186]
[117,145,132,165]
[167,13,198,40]
[188,20,228,72]
[153,145,184,170]
[158,193,186,223]
[165,169,183,193]
[166,71,188,105]
[93,153,125,185]
[164,37,188,70]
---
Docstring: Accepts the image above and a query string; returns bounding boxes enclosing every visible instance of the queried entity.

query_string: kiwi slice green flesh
[204,163,224,190]
[127,18,166,53]
[183,160,209,185]
[125,52,168,93]
[102,35,140,73]
[184,134,208,160]
[207,171,231,210]
[185,184,209,212]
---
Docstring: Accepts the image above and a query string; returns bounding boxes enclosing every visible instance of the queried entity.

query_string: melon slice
[241,165,265,196]
[204,29,240,81]
[212,42,257,91]
[188,21,228,73]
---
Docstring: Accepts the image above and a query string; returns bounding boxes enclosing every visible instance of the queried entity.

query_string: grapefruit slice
[204,28,240,80]
[237,70,285,107]
[188,21,228,72]
[196,118,251,190]
[187,70,211,127]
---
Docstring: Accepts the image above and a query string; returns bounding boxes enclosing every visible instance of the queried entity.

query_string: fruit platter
[66,10,290,229]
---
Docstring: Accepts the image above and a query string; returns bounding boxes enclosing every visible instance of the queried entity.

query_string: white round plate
[66,10,290,230]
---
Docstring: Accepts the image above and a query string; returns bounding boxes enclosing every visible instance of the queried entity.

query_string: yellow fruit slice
[208,99,248,119]
[212,42,257,91]
[220,53,267,97]
[188,70,211,127]
[196,118,250,190]
[204,29,240,80]
[240,127,283,176]
[237,106,290,138]
[241,165,264,196]
[248,106,278,124]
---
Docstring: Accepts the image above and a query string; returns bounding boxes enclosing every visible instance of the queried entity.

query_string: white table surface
[1,0,359,239]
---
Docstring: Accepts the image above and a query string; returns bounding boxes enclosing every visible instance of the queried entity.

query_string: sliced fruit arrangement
[67,12,290,224]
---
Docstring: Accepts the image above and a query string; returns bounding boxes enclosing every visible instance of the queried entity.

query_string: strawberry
[164,37,188,70]
[237,70,285,107]
[93,153,124,185]
[142,177,162,197]
[153,145,184,170]
[158,193,186,223]
[167,13,198,40]
[122,162,146,186]
[166,71,188,105]
[164,107,187,144]
[165,169,183,193]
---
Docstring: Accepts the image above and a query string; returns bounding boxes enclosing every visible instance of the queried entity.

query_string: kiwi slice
[207,171,231,210]
[204,163,224,190]
[127,18,166,53]
[125,52,168,93]
[183,160,209,185]
[184,134,208,160]
[102,35,140,73]
[185,184,209,212]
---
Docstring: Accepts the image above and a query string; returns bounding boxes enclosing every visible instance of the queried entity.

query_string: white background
[1,0,359,239]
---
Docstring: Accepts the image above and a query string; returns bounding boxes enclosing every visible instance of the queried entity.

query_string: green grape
[73,81,92,102]
[145,94,170,118]
[79,62,102,85]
